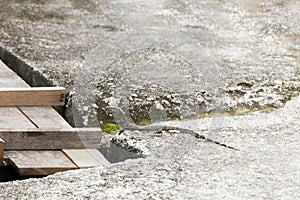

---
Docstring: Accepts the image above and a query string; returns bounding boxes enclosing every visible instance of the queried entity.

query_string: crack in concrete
[160,126,240,151]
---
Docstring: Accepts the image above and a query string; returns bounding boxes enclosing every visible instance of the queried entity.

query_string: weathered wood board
[0,60,28,88]
[19,107,72,129]
[0,107,36,129]
[0,60,109,176]
[0,59,71,130]
[0,138,4,159]
[6,151,78,176]
[0,87,66,106]
[76,128,103,149]
[0,130,85,150]
[63,149,110,168]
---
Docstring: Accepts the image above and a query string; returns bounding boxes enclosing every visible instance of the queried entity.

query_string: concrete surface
[0,0,299,199]
[1,96,300,199]
[1,0,300,126]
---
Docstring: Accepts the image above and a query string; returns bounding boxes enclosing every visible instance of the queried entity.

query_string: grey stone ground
[0,0,300,199]
[1,97,300,199]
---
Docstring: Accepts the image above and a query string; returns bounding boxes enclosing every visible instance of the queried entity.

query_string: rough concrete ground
[1,0,300,126]
[1,96,300,199]
[0,0,300,199]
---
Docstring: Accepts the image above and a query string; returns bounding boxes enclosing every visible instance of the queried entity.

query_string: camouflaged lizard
[123,125,239,151]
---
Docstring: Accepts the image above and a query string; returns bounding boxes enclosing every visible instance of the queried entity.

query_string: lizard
[120,124,239,151]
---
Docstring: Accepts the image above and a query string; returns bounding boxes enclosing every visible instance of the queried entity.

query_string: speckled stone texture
[0,0,300,199]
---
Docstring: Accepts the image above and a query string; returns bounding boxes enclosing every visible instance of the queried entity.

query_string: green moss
[139,119,151,126]
[100,123,120,132]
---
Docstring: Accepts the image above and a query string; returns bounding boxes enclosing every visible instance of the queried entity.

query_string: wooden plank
[0,87,66,106]
[0,60,28,88]
[19,107,72,129]
[0,60,38,129]
[63,149,110,168]
[0,77,28,88]
[5,151,78,176]
[76,128,104,149]
[0,138,6,167]
[0,138,4,159]
[0,130,85,150]
[1,60,70,129]
[0,107,37,129]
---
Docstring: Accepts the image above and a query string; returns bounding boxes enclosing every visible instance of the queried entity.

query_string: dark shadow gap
[0,166,45,182]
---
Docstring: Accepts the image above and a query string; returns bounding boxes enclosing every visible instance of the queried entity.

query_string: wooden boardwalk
[0,60,109,177]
